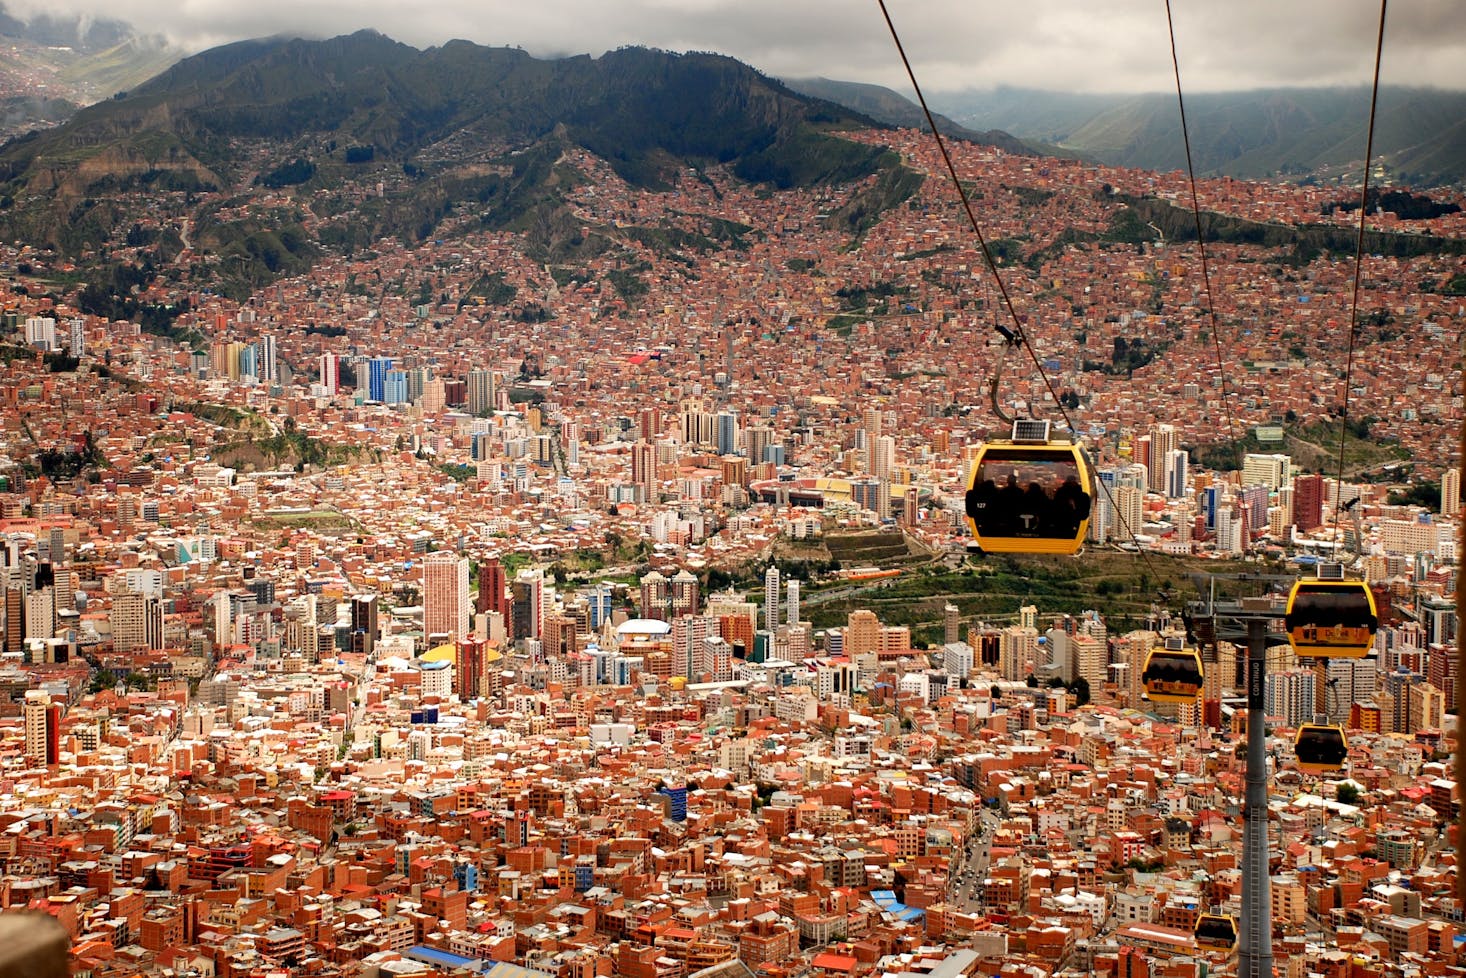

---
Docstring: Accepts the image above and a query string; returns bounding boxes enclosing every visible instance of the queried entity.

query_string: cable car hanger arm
[988,324,1023,425]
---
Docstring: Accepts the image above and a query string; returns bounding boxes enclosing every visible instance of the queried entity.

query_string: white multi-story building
[942,641,974,681]
[1242,453,1291,490]
[423,552,470,643]
[763,565,780,631]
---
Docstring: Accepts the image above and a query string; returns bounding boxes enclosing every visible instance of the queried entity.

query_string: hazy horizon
[9,0,1464,97]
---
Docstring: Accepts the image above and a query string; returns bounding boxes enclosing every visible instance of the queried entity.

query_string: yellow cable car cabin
[1295,723,1348,775]
[964,420,1093,555]
[1141,637,1204,704]
[1285,578,1378,659]
[1194,913,1238,950]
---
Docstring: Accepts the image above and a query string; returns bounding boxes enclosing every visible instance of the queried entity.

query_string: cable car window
[1194,914,1237,948]
[1295,725,1348,769]
[1286,580,1378,658]
[967,448,1091,540]
[1285,589,1378,629]
[1142,648,1203,702]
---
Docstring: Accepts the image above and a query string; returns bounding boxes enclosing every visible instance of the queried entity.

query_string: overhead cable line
[1163,0,1241,450]
[876,0,1167,576]
[1330,0,1389,538]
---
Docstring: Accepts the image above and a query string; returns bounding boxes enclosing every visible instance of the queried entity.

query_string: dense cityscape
[0,18,1463,978]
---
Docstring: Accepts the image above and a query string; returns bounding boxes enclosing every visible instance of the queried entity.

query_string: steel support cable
[876,0,1161,567]
[1330,0,1389,541]
[1164,0,1241,450]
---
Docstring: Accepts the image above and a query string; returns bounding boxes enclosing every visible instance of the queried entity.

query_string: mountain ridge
[781,76,1037,157]
[0,31,897,195]
[930,85,1466,186]
[0,2,184,137]
[0,32,929,296]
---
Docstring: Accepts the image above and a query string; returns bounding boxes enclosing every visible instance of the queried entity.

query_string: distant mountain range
[0,3,182,139]
[0,23,1458,305]
[781,77,1034,156]
[0,3,134,52]
[0,32,941,290]
[927,86,1466,187]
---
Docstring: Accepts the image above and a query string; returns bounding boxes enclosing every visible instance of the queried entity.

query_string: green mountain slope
[0,4,185,135]
[0,32,919,291]
[933,86,1466,186]
[782,76,1035,155]
[58,36,192,100]
[1,32,890,195]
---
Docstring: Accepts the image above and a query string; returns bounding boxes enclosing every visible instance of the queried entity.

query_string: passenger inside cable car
[1295,724,1348,772]
[1194,913,1237,949]
[1285,581,1378,658]
[965,451,1091,541]
[1141,648,1204,702]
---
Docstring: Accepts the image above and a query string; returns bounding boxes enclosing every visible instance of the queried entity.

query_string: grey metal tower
[1191,590,1279,977]
[1237,615,1273,978]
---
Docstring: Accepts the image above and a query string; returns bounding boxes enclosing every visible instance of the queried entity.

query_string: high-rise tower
[423,552,470,643]
[763,566,780,631]
[468,369,494,416]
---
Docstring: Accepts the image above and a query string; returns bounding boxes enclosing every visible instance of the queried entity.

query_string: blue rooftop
[406,946,483,970]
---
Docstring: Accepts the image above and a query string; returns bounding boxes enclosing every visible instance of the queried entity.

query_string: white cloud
[8,0,1465,94]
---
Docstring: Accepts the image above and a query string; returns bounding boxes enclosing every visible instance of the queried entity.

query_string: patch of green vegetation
[835,279,910,313]
[827,157,924,239]
[1387,481,1441,509]
[1023,227,1102,270]
[248,426,348,467]
[1102,207,1160,245]
[460,271,517,308]
[1082,335,1167,377]
[501,552,531,578]
[43,351,79,372]
[550,266,593,288]
[897,244,955,262]
[1192,418,1408,475]
[622,222,733,260]
[88,168,217,195]
[1012,186,1055,207]
[985,237,1030,263]
[76,261,197,343]
[607,266,650,302]
[1291,420,1409,475]
[801,554,1188,636]
[733,131,891,191]
[705,217,755,247]
[1113,192,1466,261]
[218,222,316,284]
[252,510,354,529]
[178,401,246,427]
[25,432,105,481]
[438,462,476,483]
[257,157,317,189]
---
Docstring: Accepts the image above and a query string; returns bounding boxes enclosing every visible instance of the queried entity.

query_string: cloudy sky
[15,0,1466,94]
